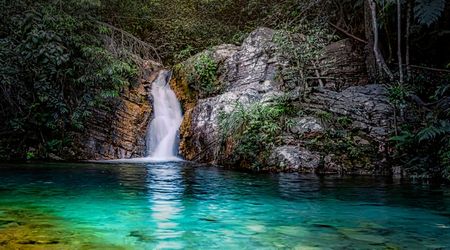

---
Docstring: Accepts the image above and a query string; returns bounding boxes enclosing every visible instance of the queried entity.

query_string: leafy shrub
[273,24,335,95]
[390,79,450,180]
[188,53,219,97]
[316,111,333,127]
[0,0,138,159]
[218,98,293,168]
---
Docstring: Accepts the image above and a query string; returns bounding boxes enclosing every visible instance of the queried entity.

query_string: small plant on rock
[188,53,219,98]
[218,99,292,169]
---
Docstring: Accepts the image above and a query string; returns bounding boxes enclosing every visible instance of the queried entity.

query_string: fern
[414,0,446,26]
[416,120,450,142]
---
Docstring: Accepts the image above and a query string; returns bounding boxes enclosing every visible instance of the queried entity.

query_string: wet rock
[352,136,370,146]
[289,117,323,136]
[322,154,342,174]
[246,224,266,233]
[200,216,218,222]
[48,153,63,161]
[339,228,386,245]
[18,239,59,245]
[267,146,320,172]
[0,220,15,227]
[275,226,309,237]
[312,224,336,229]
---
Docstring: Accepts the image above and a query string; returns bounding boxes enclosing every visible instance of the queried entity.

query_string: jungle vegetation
[0,0,449,179]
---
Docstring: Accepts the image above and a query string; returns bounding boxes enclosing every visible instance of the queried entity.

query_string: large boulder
[175,28,285,162]
[319,39,369,90]
[173,27,393,174]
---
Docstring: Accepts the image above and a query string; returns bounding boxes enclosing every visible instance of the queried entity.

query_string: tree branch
[328,22,368,44]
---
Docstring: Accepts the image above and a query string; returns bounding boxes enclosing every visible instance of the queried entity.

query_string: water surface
[0,162,449,249]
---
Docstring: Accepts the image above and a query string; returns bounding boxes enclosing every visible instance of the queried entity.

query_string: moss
[172,51,220,101]
[188,53,219,97]
[170,51,225,161]
[0,208,128,249]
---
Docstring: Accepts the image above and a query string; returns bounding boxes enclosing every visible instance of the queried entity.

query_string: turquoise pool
[0,162,449,249]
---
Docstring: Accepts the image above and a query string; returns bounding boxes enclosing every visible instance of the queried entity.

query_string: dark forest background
[0,0,449,178]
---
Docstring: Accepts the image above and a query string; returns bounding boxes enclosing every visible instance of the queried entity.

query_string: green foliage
[26,151,36,160]
[336,116,353,129]
[0,0,138,159]
[416,120,450,142]
[93,0,342,64]
[414,0,446,26]
[387,83,410,106]
[175,46,195,62]
[218,99,293,168]
[387,83,410,118]
[307,130,378,170]
[273,25,335,94]
[316,111,333,127]
[188,53,219,97]
[390,79,450,180]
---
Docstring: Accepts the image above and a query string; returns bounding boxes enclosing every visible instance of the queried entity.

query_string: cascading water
[98,69,183,163]
[146,70,183,161]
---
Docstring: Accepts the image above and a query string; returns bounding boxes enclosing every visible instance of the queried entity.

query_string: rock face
[319,39,369,90]
[305,84,393,139]
[70,62,161,160]
[173,27,394,174]
[174,28,284,162]
[289,117,324,136]
[268,146,321,172]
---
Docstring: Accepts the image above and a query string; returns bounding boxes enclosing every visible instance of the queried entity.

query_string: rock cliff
[172,27,394,174]
[70,62,162,160]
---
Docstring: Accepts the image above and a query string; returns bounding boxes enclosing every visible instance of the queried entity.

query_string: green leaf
[414,0,446,26]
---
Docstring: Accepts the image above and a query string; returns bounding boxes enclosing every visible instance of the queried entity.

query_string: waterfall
[146,70,183,161]
[96,69,183,163]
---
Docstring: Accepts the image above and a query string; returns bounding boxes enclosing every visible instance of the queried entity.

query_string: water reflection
[147,163,185,249]
[0,162,449,249]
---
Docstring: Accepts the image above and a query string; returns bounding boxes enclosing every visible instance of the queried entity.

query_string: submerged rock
[339,228,386,245]
[128,230,154,242]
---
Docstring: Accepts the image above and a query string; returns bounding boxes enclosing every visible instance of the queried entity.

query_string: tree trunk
[405,0,413,81]
[367,0,394,80]
[397,0,404,84]
[364,0,378,81]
